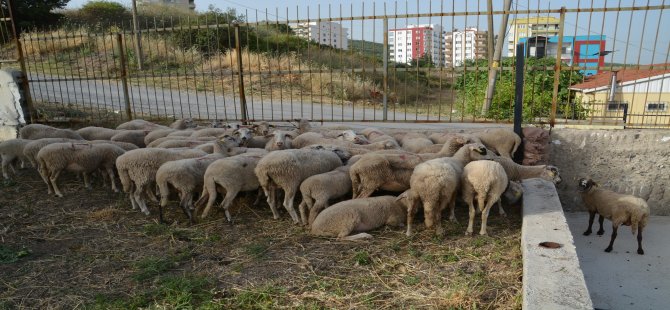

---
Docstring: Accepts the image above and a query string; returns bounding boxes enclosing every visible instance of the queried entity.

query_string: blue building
[518,35,606,76]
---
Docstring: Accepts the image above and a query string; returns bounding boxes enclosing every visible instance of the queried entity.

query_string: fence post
[550,7,566,128]
[116,33,133,120]
[514,43,525,138]
[131,0,144,70]
[234,24,249,124]
[7,0,36,123]
[382,18,389,121]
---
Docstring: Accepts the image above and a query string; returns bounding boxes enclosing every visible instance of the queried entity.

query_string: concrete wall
[550,128,670,215]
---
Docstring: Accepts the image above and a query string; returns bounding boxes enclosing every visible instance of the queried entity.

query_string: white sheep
[349,134,474,199]
[19,124,84,140]
[88,140,139,151]
[116,119,166,130]
[360,128,400,147]
[155,139,209,149]
[491,157,562,184]
[254,148,347,223]
[23,138,81,168]
[251,121,275,136]
[0,139,31,180]
[110,130,151,148]
[169,118,197,129]
[115,148,207,215]
[36,142,126,197]
[460,160,509,236]
[144,128,178,145]
[195,153,267,221]
[310,195,408,240]
[264,129,297,151]
[578,178,650,255]
[396,132,434,153]
[155,153,224,223]
[473,128,521,158]
[76,126,119,140]
[167,129,196,137]
[399,143,493,236]
[297,165,353,226]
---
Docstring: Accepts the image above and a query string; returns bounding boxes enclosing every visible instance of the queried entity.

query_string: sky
[64,0,670,65]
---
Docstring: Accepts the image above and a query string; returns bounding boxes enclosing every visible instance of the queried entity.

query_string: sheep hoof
[637,249,644,255]
[143,210,151,216]
[583,230,592,236]
[55,194,64,198]
[465,231,473,236]
[604,246,613,253]
[597,230,605,235]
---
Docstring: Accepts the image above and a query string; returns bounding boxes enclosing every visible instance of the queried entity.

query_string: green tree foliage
[410,54,436,68]
[64,1,131,31]
[3,0,69,30]
[453,57,585,121]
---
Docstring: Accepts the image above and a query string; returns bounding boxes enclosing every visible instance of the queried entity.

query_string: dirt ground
[0,168,522,309]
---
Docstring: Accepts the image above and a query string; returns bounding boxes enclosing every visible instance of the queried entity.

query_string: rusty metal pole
[234,24,249,124]
[7,0,36,123]
[116,33,133,120]
[550,7,566,128]
[382,18,389,121]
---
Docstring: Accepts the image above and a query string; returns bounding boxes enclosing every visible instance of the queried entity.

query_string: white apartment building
[290,21,349,50]
[388,24,443,66]
[444,27,488,67]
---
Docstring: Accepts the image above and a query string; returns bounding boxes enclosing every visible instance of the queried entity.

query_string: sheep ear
[336,133,344,137]
[232,129,240,135]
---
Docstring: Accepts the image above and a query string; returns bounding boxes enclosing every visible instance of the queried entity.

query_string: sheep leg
[405,197,419,237]
[604,224,618,253]
[134,190,151,215]
[106,167,118,192]
[129,194,139,210]
[199,184,219,220]
[596,215,605,235]
[37,166,53,194]
[583,211,596,235]
[479,196,497,236]
[1,158,9,179]
[448,199,458,223]
[252,188,264,207]
[434,199,448,237]
[50,170,64,198]
[496,200,507,217]
[637,225,644,255]
[308,200,328,227]
[220,188,240,222]
[83,173,92,189]
[465,196,476,236]
[298,200,309,226]
[264,186,280,220]
[282,188,301,224]
[179,192,194,224]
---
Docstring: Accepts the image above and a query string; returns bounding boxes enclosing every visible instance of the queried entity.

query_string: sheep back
[310,196,406,238]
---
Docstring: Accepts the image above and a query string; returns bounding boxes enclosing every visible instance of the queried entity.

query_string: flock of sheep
[0,119,649,251]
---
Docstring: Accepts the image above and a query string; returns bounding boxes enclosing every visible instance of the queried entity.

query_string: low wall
[550,128,670,215]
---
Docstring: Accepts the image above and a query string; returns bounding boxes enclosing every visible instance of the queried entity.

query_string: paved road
[565,212,670,310]
[28,73,470,124]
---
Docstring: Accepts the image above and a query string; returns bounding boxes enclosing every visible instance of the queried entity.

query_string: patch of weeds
[0,245,30,264]
[471,236,488,248]
[389,241,401,252]
[224,285,285,309]
[408,246,422,258]
[353,250,372,266]
[403,275,421,286]
[443,252,460,263]
[0,300,14,310]
[244,239,269,259]
[154,275,213,308]
[143,222,171,236]
[421,253,436,262]
[89,293,151,310]
[132,253,189,281]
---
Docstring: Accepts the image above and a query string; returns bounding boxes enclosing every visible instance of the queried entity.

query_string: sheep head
[543,166,562,184]
[464,143,492,160]
[252,121,274,136]
[267,130,296,149]
[577,177,598,192]
[232,128,253,145]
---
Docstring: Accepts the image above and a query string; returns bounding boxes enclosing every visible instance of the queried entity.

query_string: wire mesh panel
[12,1,670,128]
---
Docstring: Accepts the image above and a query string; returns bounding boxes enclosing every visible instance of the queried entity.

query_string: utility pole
[131,0,144,70]
[482,0,512,115]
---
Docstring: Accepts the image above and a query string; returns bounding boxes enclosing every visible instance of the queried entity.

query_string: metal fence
[4,1,670,128]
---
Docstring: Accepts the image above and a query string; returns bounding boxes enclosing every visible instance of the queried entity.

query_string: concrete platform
[565,212,670,310]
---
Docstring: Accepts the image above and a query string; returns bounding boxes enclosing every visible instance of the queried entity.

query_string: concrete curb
[522,179,592,310]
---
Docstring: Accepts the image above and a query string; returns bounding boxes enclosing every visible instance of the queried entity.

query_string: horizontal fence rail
[8,1,670,128]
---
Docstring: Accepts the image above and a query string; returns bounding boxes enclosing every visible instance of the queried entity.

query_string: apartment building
[388,24,443,66]
[443,27,488,67]
[290,21,349,50]
[507,16,561,56]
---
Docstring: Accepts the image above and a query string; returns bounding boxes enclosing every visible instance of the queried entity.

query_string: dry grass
[0,164,522,309]
[21,28,90,56]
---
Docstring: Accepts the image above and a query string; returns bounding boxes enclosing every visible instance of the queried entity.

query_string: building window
[646,102,668,112]
[607,102,628,111]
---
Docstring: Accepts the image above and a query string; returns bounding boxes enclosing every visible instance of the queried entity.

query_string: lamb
[110,130,150,148]
[310,195,408,240]
[116,119,166,130]
[491,157,562,184]
[36,142,126,197]
[578,178,650,255]
[19,124,84,140]
[349,135,475,199]
[251,121,274,136]
[473,128,521,158]
[254,148,348,223]
[399,143,493,236]
[195,153,266,221]
[297,165,354,226]
[0,139,31,179]
[23,138,81,168]
[460,160,510,236]
[155,153,224,223]
[76,126,119,140]
[264,129,297,151]
[115,148,207,215]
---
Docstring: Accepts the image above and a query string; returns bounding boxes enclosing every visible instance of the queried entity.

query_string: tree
[453,57,585,121]
[410,53,435,68]
[64,1,131,31]
[3,0,69,30]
